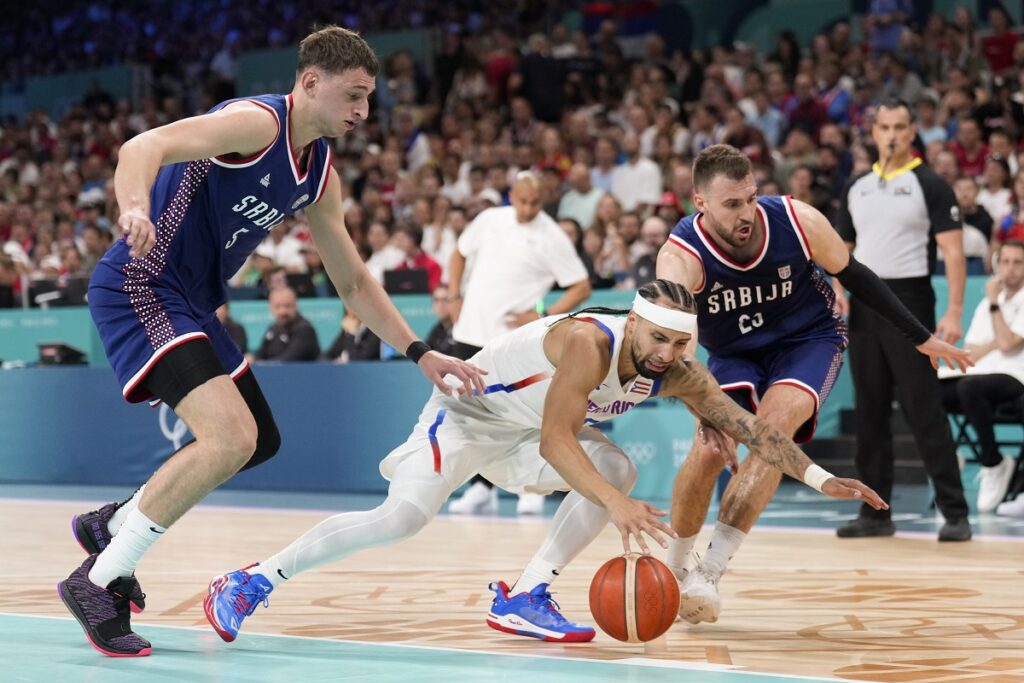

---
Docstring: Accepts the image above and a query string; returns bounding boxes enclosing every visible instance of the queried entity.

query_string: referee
[835,99,971,542]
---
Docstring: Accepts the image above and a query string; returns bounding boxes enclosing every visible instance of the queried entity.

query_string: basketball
[589,553,680,643]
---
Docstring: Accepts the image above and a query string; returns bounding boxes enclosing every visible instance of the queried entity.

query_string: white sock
[511,558,562,595]
[511,490,611,594]
[88,509,165,587]
[702,522,746,578]
[666,533,700,581]
[250,556,289,590]
[108,485,146,536]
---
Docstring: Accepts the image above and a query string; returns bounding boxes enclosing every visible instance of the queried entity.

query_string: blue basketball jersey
[668,195,846,356]
[99,93,332,315]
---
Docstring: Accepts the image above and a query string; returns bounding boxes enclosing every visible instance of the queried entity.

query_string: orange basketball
[589,553,679,642]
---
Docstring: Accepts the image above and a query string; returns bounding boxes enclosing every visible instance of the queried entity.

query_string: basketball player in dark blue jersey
[656,144,971,625]
[57,26,485,657]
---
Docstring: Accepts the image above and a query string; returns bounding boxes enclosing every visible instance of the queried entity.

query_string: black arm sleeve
[832,254,931,345]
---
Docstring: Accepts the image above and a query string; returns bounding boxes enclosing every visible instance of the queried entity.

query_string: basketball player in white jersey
[203,279,886,643]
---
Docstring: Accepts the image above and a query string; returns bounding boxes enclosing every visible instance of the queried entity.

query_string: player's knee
[213,414,259,471]
[594,450,638,493]
[378,499,431,541]
[239,419,281,472]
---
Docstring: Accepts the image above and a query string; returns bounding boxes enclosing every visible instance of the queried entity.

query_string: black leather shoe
[938,517,972,542]
[836,517,896,538]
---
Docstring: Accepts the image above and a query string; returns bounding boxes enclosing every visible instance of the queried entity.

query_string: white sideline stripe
[1,612,854,677]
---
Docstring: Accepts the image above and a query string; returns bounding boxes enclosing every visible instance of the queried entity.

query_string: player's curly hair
[558,279,696,323]
[298,25,380,77]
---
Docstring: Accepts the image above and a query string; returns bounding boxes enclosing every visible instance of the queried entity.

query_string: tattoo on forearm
[668,358,812,480]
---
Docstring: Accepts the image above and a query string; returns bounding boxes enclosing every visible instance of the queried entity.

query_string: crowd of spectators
[2,2,1024,320]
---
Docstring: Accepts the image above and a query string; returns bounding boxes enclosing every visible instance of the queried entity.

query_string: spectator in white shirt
[939,240,1024,513]
[610,131,663,212]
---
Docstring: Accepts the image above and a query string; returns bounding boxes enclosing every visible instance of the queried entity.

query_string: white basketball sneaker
[516,493,545,515]
[448,482,498,515]
[996,496,1024,518]
[678,564,721,624]
[977,456,1015,513]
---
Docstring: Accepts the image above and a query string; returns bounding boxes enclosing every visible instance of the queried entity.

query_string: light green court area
[1,613,845,683]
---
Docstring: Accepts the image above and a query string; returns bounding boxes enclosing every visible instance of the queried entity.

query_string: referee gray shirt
[836,158,961,278]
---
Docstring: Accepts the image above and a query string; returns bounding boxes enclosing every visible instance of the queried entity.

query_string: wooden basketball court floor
[2,482,1023,683]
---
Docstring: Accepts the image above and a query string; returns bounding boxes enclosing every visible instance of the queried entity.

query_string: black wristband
[405,340,431,364]
[833,255,931,346]
[990,303,1000,313]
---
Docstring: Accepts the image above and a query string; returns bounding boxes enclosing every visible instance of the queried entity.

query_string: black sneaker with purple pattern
[58,554,152,657]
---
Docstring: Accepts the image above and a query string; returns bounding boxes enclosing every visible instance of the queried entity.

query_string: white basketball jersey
[460,313,663,429]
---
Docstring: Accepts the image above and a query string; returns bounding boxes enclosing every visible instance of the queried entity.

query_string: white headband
[632,293,697,333]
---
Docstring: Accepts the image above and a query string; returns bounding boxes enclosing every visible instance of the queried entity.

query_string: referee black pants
[848,279,969,521]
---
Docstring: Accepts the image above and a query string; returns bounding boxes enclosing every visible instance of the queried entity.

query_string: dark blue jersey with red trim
[667,195,846,356]
[99,93,332,315]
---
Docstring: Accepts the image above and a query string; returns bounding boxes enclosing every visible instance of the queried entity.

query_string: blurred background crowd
[2,0,1023,319]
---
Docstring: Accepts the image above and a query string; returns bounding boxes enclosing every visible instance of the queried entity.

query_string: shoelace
[529,590,569,623]
[695,565,719,586]
[231,580,270,617]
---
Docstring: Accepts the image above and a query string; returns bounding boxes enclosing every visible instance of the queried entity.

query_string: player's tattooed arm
[664,358,816,481]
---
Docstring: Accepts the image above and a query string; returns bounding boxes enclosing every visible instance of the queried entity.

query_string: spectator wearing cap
[558,162,604,230]
[390,221,442,292]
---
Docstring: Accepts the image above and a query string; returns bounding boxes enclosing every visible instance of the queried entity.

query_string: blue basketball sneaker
[485,581,595,642]
[204,563,273,642]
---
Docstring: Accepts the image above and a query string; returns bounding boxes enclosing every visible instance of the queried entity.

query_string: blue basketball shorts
[707,336,845,443]
[88,260,246,403]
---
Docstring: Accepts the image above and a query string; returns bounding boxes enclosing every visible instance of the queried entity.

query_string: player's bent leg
[682,384,814,625]
[487,433,633,642]
[141,375,258,527]
[206,457,450,643]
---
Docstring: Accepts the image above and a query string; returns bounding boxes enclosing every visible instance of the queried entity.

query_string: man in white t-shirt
[447,172,591,515]
[940,239,1024,513]
[610,131,663,213]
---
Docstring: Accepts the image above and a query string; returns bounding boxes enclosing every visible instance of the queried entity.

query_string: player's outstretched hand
[605,495,677,555]
[915,335,974,373]
[698,421,739,474]
[417,351,487,397]
[821,477,889,511]
[119,208,156,258]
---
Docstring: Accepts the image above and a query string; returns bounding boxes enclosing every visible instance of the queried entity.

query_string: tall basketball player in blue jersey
[656,144,971,625]
[57,26,485,657]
